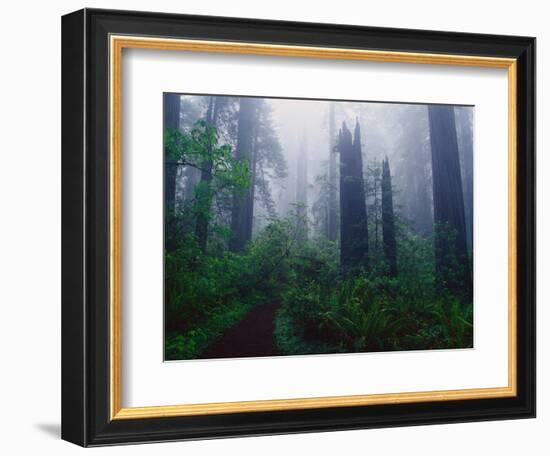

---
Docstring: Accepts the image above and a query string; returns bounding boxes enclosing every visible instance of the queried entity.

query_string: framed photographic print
[61,8,536,447]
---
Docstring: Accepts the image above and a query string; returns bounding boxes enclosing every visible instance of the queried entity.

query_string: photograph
[163,94,474,361]
[58,6,536,447]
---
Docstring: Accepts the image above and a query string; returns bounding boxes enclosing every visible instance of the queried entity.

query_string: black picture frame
[62,8,536,447]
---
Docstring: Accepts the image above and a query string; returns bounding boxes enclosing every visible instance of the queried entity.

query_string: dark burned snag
[328,103,338,242]
[382,156,398,277]
[338,120,369,273]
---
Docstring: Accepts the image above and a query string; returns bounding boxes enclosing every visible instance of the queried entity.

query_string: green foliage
[277,272,473,355]
[165,236,244,333]
[165,198,473,359]
[165,121,251,198]
[164,215,302,359]
[164,102,473,361]
[165,298,253,360]
[433,221,473,297]
[275,304,346,355]
[275,227,473,355]
[164,121,251,251]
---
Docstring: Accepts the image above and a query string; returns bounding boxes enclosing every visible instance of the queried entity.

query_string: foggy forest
[164,94,473,360]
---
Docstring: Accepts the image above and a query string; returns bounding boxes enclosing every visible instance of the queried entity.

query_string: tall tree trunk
[455,107,474,255]
[428,105,472,295]
[373,167,379,257]
[164,94,181,252]
[381,157,398,277]
[339,120,369,272]
[229,97,257,252]
[244,131,259,242]
[184,166,201,202]
[195,96,220,252]
[412,158,434,236]
[164,94,180,210]
[296,135,308,241]
[327,103,338,241]
[399,106,433,237]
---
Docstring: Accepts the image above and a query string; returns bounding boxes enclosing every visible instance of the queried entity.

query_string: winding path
[202,301,281,359]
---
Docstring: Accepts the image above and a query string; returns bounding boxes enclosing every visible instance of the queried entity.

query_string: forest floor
[202,301,281,359]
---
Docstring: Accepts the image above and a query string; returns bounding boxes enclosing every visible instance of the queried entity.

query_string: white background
[0,0,545,454]
[123,50,509,407]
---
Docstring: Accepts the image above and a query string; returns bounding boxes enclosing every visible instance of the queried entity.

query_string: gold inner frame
[109,35,518,420]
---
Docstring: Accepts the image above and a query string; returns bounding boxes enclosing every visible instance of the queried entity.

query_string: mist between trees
[163,94,474,360]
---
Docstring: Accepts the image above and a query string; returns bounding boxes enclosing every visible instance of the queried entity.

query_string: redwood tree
[381,156,397,277]
[195,96,222,252]
[229,97,258,252]
[164,94,180,210]
[428,105,471,295]
[295,135,309,241]
[327,103,338,241]
[339,120,369,272]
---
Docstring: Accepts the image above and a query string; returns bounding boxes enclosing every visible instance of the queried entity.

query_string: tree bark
[412,157,433,237]
[296,135,308,241]
[164,94,180,210]
[164,94,181,252]
[229,97,257,252]
[195,96,221,252]
[428,105,472,295]
[327,103,338,241]
[244,131,259,242]
[375,173,380,255]
[398,106,433,236]
[455,107,474,255]
[381,157,398,277]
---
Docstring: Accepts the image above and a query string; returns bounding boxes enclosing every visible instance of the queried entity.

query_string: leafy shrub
[165,298,253,360]
[164,217,301,358]
[276,232,473,354]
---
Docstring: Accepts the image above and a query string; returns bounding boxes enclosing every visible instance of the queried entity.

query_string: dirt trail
[202,301,281,359]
